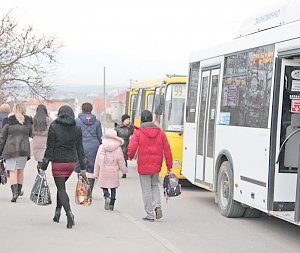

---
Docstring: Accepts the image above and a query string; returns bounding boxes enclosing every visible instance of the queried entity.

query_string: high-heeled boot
[66,210,75,229]
[10,184,18,202]
[53,207,61,223]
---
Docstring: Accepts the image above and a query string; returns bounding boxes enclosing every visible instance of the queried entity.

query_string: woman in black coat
[40,105,86,229]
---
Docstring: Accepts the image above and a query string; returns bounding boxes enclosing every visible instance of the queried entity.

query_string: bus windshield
[163,83,186,131]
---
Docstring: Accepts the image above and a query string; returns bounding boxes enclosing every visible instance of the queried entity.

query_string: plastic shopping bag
[30,171,52,206]
[75,174,92,206]
[0,160,7,185]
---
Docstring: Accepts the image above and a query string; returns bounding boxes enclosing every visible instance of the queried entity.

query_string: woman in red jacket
[128,110,172,222]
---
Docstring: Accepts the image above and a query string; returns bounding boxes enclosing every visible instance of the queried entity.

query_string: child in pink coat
[93,129,128,210]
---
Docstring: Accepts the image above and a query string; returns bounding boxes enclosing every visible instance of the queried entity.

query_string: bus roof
[190,0,300,63]
[190,16,300,62]
[131,75,187,89]
[236,0,300,38]
[164,75,187,85]
[131,79,164,89]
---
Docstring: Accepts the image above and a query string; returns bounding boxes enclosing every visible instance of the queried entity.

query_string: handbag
[0,160,7,185]
[75,174,92,206]
[30,171,52,206]
[163,172,182,201]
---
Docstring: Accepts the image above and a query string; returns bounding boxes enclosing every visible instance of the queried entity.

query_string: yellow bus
[126,75,187,180]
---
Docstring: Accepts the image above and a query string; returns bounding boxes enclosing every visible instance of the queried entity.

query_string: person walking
[0,103,11,131]
[93,129,127,211]
[32,104,52,171]
[39,105,86,229]
[0,103,32,202]
[128,110,173,222]
[74,102,102,195]
[115,114,134,178]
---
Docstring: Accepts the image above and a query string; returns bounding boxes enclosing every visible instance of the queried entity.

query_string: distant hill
[50,84,128,101]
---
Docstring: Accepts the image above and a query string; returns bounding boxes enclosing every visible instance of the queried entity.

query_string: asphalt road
[0,159,300,253]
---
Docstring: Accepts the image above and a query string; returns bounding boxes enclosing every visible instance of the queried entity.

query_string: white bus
[182,0,300,225]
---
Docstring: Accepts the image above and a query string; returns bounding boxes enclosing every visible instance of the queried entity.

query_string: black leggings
[102,188,116,204]
[54,177,71,213]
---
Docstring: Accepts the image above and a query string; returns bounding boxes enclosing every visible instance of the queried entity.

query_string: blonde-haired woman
[0,103,11,132]
[0,103,33,202]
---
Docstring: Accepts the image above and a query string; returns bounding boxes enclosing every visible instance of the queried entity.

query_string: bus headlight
[173,160,180,167]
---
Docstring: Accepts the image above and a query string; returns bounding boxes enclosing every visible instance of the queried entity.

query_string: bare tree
[0,11,62,102]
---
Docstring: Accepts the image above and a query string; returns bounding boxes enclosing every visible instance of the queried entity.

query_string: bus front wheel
[217,161,245,218]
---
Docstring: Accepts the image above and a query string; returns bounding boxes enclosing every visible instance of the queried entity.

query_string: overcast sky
[1,0,284,88]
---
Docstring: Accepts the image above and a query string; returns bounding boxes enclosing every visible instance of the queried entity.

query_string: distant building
[24,98,79,119]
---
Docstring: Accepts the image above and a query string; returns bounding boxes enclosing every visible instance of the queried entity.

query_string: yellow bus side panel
[160,132,185,179]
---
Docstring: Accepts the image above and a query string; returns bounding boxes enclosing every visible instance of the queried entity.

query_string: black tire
[217,161,245,218]
[243,207,262,218]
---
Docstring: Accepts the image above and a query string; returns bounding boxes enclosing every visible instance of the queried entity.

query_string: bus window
[198,74,209,155]
[186,62,200,123]
[147,93,154,111]
[130,94,137,124]
[135,89,144,120]
[163,84,186,131]
[153,87,164,125]
[220,44,274,128]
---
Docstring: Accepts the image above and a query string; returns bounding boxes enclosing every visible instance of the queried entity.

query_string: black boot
[109,198,115,211]
[10,184,18,202]
[66,210,75,229]
[17,184,24,196]
[53,207,61,223]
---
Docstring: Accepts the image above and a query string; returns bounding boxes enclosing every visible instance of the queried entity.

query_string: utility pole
[103,66,106,134]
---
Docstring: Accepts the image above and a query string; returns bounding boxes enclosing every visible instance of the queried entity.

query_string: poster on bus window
[218,112,231,125]
[291,99,300,113]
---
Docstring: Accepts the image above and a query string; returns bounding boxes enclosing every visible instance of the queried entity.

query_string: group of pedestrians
[0,101,173,229]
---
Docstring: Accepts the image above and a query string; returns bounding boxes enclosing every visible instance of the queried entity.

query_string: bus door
[128,90,138,124]
[196,68,220,187]
[274,58,300,221]
[161,83,186,179]
[133,88,146,127]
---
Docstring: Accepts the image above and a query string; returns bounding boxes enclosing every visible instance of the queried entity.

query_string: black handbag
[0,160,7,185]
[30,171,52,206]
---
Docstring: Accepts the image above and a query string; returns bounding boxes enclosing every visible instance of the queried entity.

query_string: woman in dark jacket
[74,102,102,193]
[40,105,86,229]
[0,103,32,202]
